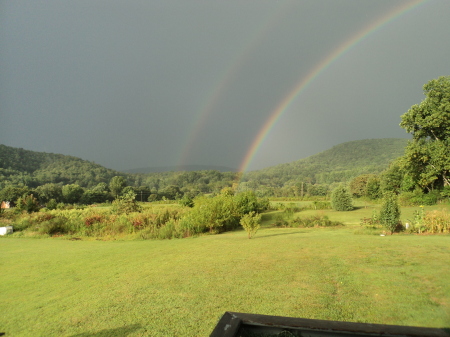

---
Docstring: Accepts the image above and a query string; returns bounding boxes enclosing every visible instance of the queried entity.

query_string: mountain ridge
[1,138,408,189]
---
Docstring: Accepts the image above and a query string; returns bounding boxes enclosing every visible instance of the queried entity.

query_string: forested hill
[242,138,408,188]
[124,164,237,173]
[1,138,408,193]
[0,144,124,188]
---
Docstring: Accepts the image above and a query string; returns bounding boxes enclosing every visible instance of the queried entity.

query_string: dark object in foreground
[210,312,449,337]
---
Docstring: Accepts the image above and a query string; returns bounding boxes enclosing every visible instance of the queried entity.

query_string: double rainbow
[238,0,428,173]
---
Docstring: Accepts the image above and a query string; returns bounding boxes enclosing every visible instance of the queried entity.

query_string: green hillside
[0,144,237,194]
[1,139,408,193]
[242,138,408,189]
[0,144,125,188]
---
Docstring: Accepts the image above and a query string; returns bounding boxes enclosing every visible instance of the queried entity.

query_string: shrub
[46,199,58,210]
[399,189,440,206]
[38,217,68,235]
[309,201,332,210]
[111,191,142,215]
[272,214,290,227]
[15,194,40,214]
[331,186,353,211]
[379,192,401,234]
[240,211,262,239]
[179,195,194,208]
[290,215,343,228]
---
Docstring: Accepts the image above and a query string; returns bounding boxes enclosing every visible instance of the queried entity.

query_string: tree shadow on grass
[255,230,307,239]
[70,324,142,337]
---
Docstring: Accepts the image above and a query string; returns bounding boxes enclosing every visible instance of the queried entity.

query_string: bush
[15,194,40,214]
[290,215,343,228]
[309,201,332,210]
[379,192,401,234]
[272,214,290,227]
[46,199,58,210]
[331,186,353,211]
[38,217,68,235]
[399,189,440,206]
[111,191,142,215]
[179,195,194,208]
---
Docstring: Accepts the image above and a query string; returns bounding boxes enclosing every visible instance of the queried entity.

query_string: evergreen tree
[331,186,353,211]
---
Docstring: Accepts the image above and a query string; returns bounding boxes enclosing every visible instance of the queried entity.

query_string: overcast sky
[1,0,449,172]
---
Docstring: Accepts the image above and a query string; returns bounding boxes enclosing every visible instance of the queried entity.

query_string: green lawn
[1,224,449,336]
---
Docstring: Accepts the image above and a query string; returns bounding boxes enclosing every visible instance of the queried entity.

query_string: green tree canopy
[35,183,63,203]
[62,184,84,204]
[109,176,127,198]
[399,76,450,191]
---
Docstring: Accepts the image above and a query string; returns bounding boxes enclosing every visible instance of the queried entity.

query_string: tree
[109,176,127,198]
[62,184,84,204]
[35,183,63,203]
[0,185,29,206]
[366,176,381,200]
[331,186,353,211]
[349,174,376,198]
[240,211,262,239]
[161,185,182,200]
[399,76,450,191]
[379,192,401,234]
[380,163,403,195]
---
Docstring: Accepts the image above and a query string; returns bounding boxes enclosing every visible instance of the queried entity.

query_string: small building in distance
[1,201,10,209]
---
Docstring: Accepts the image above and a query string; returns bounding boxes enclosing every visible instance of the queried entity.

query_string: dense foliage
[2,190,268,240]
[399,76,450,192]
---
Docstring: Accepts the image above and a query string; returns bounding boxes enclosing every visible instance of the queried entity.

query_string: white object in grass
[0,226,13,235]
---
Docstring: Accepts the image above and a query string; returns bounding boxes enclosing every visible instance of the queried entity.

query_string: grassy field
[269,199,450,226]
[1,216,450,336]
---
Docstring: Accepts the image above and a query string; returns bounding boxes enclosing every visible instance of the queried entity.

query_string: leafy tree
[0,185,29,206]
[234,191,260,214]
[379,192,401,234]
[161,185,182,200]
[35,183,63,203]
[121,186,136,196]
[380,163,403,195]
[109,176,127,198]
[80,189,110,204]
[349,174,376,198]
[240,211,262,239]
[331,186,353,211]
[92,182,109,193]
[399,76,450,191]
[62,184,84,204]
[365,176,381,200]
[179,195,194,207]
[307,184,328,197]
[46,199,58,210]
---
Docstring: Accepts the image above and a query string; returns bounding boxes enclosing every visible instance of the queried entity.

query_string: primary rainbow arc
[238,0,428,174]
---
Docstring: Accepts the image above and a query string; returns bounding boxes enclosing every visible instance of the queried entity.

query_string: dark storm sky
[1,0,449,171]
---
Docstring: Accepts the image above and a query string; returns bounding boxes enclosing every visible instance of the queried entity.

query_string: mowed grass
[1,224,450,336]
